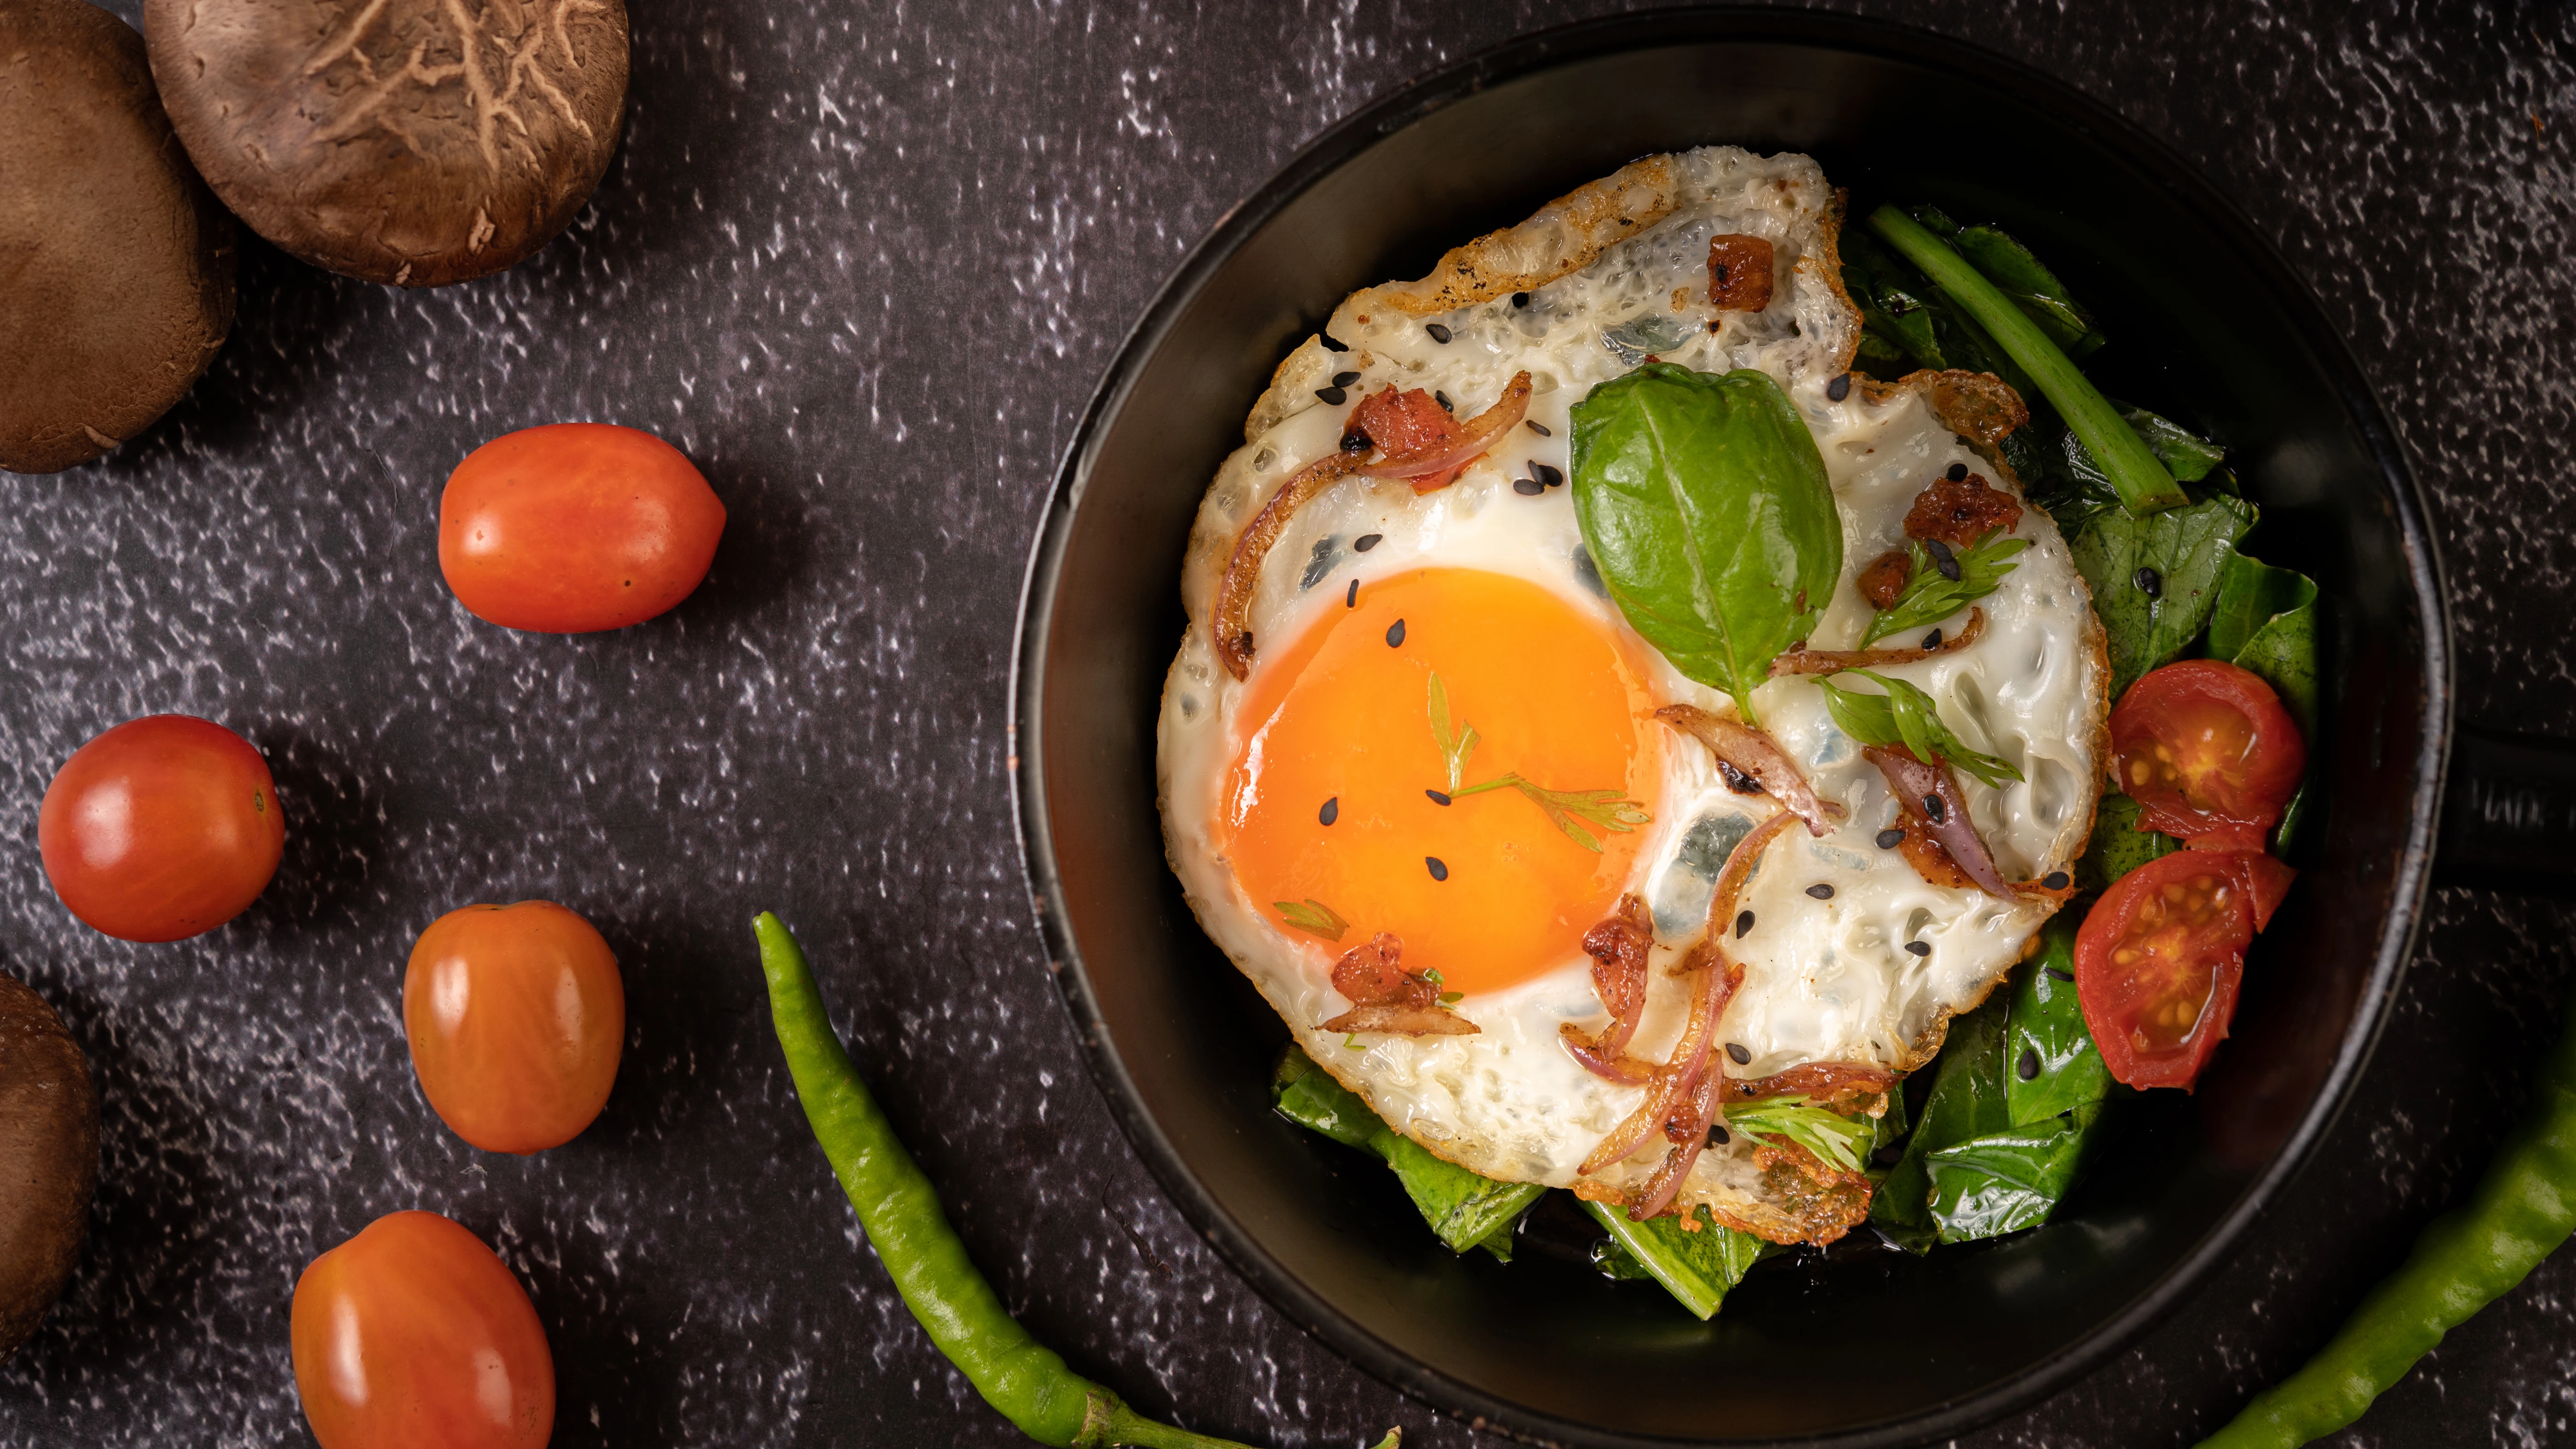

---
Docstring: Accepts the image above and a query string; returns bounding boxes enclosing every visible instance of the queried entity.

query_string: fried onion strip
[1865,746,2016,901]
[1654,706,1846,837]
[1771,608,1987,675]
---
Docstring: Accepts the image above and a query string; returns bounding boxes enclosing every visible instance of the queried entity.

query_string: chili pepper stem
[1082,1392,1262,1449]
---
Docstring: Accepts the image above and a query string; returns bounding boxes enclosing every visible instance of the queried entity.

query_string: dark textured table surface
[3,2,2573,1446]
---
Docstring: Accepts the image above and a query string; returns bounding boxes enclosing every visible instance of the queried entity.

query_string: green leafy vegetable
[1861,531,2032,646]
[1273,898,1350,943]
[2209,553,2320,742]
[2068,493,2259,695]
[1866,204,2189,516]
[2006,916,2112,1126]
[1426,672,1481,793]
[1872,990,2009,1251]
[1926,1103,2102,1243]
[1579,1199,1768,1321]
[1936,217,2110,360]
[1273,1047,1541,1259]
[1816,670,2024,788]
[1570,364,1843,725]
[1838,226,1948,371]
[2076,793,2176,893]
[1727,1098,1872,1173]
[2116,402,2226,483]
[1448,772,1649,852]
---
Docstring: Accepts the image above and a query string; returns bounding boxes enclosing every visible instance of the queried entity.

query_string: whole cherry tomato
[37,715,284,943]
[2109,659,2306,851]
[291,1211,553,1449]
[405,901,623,1153]
[2075,848,2296,1091]
[438,423,725,633]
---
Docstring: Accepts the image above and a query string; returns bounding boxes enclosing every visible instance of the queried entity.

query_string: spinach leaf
[1817,671,2023,788]
[1273,1046,1543,1258]
[1926,1103,2103,1243]
[2007,916,2111,1126]
[2068,492,2259,695]
[1862,531,2032,646]
[2042,404,2228,533]
[1838,226,1948,371]
[1948,224,2109,361]
[2076,793,2176,893]
[1571,365,1842,724]
[2116,402,2226,483]
[1580,1198,1768,1321]
[1871,989,2011,1251]
[2209,553,2320,742]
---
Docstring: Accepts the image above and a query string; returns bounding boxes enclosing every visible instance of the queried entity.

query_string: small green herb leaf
[1726,1098,1872,1174]
[1274,898,1351,941]
[1861,530,2031,646]
[1570,364,1843,725]
[1425,673,1482,792]
[1816,672,2023,788]
[1451,771,1650,852]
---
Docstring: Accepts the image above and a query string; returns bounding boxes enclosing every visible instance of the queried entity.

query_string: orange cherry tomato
[2109,659,2306,851]
[2074,848,2296,1091]
[438,423,725,632]
[291,1210,553,1449]
[37,714,284,942]
[404,901,624,1154]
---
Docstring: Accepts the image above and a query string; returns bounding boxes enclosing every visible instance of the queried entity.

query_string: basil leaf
[1862,532,2031,646]
[1581,1199,1768,1320]
[1949,224,2108,361]
[1273,1046,1542,1258]
[2076,793,2176,893]
[1926,1102,2103,1243]
[1571,364,1842,724]
[2068,492,2259,695]
[2210,553,2320,741]
[2007,916,2111,1127]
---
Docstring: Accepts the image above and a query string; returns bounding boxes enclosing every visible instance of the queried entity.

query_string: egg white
[1156,147,2107,1243]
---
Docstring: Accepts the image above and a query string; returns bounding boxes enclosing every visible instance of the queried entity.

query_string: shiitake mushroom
[144,0,629,288]
[0,972,98,1362]
[0,0,236,475]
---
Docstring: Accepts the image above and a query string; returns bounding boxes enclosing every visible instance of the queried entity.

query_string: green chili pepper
[2196,1001,2576,1447]
[756,911,1282,1449]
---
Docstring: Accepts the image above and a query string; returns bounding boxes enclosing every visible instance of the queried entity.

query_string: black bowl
[1012,11,2447,1446]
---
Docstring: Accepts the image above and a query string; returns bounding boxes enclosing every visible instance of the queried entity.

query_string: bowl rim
[1010,8,2453,1444]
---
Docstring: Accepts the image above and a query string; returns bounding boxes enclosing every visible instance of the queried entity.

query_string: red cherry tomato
[37,715,284,943]
[2109,659,2306,850]
[291,1211,553,1449]
[404,901,624,1154]
[438,423,725,633]
[2075,848,2297,1091]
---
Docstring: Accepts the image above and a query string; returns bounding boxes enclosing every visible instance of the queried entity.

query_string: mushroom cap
[0,972,98,1363]
[144,0,630,288]
[0,0,236,475]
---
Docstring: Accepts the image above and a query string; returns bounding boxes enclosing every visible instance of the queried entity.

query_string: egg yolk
[1221,567,1662,996]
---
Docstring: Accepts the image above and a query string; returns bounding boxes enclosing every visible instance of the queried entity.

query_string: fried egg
[1157,147,2108,1244]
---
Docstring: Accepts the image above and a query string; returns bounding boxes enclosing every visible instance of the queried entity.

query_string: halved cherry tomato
[291,1211,553,1449]
[2109,659,2306,850]
[37,715,284,943]
[2075,848,2296,1091]
[404,901,623,1154]
[439,423,725,633]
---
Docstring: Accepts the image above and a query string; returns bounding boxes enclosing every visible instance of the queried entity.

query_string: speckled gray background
[0,1,2570,1446]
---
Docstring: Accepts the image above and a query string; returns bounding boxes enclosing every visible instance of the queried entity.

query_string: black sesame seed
[1425,789,1452,806]
[1331,371,1359,388]
[1320,333,1349,352]
[1319,797,1340,826]
[1725,1042,1752,1066]
[2134,566,2163,598]
[1426,323,1453,344]
[1426,856,1449,881]
[2046,966,2075,983]
[1926,538,1962,582]
[1354,533,1382,552]
[1707,1123,1732,1147]
[1513,477,1546,496]
[1826,372,1852,402]
[1530,463,1564,489]
[1923,794,1947,824]
[1316,385,1348,405]
[2043,871,2071,891]
[1512,291,1530,308]
[1875,827,1906,849]
[1734,910,1755,938]
[1435,391,1454,413]
[1525,420,1552,437]
[1905,940,1932,957]
[1716,760,1765,796]
[2017,1046,2041,1081]
[1345,579,1358,609]
[1385,619,1406,647]
[1805,883,1835,900]
[1945,461,1969,482]
[1921,628,1944,650]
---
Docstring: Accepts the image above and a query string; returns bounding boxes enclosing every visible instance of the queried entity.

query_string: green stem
[1864,205,2189,517]
[1089,1395,1262,1449]
[1448,772,1523,799]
